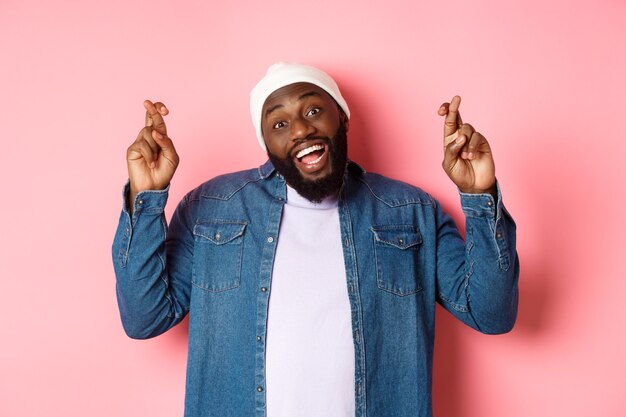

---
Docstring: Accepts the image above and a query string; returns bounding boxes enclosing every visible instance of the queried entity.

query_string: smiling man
[113,62,519,417]
[262,82,349,202]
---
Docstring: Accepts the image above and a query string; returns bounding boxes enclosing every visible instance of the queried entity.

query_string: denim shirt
[112,160,519,417]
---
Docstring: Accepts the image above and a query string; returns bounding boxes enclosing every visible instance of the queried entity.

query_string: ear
[340,110,349,132]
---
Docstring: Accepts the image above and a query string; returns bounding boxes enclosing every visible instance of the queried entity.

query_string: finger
[151,130,180,167]
[128,138,157,168]
[137,140,157,169]
[144,100,155,127]
[465,130,490,160]
[131,128,160,168]
[458,123,475,139]
[144,100,168,130]
[442,133,467,170]
[143,100,168,135]
[151,129,171,150]
[139,127,161,156]
[443,96,462,137]
[458,124,475,159]
[440,103,463,146]
[447,121,472,147]
[438,102,463,122]
[154,101,169,116]
[438,101,464,123]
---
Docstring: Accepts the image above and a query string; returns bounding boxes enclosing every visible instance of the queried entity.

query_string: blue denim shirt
[112,160,519,417]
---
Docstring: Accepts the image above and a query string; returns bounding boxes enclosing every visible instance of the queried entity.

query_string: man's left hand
[438,96,496,195]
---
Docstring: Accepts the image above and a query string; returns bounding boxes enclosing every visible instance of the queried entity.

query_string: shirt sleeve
[111,181,193,339]
[435,182,520,334]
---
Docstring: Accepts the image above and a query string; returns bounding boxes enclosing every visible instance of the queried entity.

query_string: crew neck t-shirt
[265,185,355,416]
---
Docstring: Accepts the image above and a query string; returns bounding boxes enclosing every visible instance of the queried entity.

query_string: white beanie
[250,62,350,150]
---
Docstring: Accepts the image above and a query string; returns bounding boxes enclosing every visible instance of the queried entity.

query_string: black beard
[268,122,348,203]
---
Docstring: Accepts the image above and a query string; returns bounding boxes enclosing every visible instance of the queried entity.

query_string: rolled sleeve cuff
[121,181,170,217]
[459,181,503,220]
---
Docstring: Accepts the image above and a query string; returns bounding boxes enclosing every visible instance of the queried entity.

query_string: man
[113,62,519,417]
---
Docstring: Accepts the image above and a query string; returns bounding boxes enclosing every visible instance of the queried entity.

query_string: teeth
[296,144,324,159]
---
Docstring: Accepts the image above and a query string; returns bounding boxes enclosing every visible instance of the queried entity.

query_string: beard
[267,121,348,203]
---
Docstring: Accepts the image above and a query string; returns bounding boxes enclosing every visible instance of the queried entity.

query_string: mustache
[291,136,330,147]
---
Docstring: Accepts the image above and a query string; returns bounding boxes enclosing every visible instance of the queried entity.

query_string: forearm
[112,183,190,339]
[435,184,519,334]
[459,186,519,333]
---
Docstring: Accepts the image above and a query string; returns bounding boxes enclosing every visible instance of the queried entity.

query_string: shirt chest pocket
[371,225,423,296]
[192,220,247,292]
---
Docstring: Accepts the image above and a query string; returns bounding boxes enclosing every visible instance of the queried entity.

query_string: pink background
[1,0,625,416]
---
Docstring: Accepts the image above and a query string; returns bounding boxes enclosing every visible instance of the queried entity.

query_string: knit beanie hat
[250,62,350,150]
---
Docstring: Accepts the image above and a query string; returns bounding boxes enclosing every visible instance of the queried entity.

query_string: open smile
[292,142,330,174]
[296,143,326,164]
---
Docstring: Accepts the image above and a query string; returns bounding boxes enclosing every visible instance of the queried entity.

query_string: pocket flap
[371,225,422,249]
[194,221,247,244]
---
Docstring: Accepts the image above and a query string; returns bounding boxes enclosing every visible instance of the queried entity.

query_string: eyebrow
[264,91,321,119]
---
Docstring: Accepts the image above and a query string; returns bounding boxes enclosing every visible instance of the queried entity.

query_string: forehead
[262,82,334,114]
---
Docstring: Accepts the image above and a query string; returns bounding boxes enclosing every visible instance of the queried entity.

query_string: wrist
[459,183,497,201]
[459,185,495,194]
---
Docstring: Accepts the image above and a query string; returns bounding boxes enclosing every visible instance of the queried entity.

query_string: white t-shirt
[265,185,355,416]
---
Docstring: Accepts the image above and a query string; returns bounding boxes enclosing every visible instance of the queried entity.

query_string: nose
[290,116,316,141]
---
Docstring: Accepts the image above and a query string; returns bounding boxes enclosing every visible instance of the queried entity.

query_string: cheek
[264,134,288,156]
[320,116,341,135]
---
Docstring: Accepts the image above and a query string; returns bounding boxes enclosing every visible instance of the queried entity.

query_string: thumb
[443,133,466,167]
[152,130,179,165]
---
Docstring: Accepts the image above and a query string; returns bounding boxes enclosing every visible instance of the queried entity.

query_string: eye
[273,121,286,129]
[306,107,320,117]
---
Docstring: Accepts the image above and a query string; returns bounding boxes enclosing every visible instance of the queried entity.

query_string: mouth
[292,141,330,174]
[296,143,326,164]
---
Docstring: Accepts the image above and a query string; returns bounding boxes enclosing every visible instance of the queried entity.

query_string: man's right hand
[126,100,179,213]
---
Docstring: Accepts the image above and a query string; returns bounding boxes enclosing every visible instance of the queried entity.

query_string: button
[267,236,274,243]
[214,232,221,240]
[261,287,268,292]
[398,238,404,245]
[256,336,262,342]
[496,232,502,239]
[487,201,493,207]
[256,386,264,392]
[138,200,143,205]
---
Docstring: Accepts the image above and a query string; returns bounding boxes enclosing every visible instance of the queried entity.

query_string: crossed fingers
[144,100,169,134]
[129,100,170,169]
